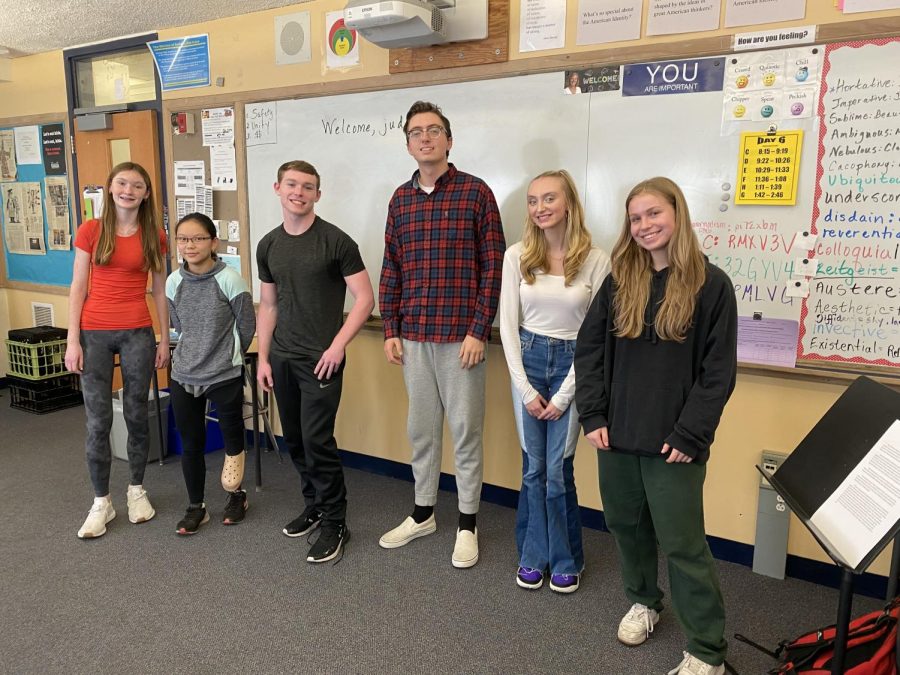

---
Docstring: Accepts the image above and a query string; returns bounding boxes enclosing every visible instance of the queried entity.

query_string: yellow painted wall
[4,289,68,329]
[0,51,66,117]
[2,0,899,574]
[157,1,390,99]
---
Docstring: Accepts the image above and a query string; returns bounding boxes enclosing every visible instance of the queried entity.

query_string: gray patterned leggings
[80,328,156,497]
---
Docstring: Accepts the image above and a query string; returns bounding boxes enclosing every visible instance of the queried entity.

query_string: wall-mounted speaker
[275,12,312,65]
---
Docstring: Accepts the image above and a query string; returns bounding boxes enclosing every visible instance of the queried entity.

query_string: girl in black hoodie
[575,177,737,675]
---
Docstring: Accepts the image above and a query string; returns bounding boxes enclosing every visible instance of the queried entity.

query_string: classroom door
[73,109,168,389]
[73,109,164,221]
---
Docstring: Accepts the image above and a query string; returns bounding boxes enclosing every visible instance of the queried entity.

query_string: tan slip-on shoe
[378,515,436,549]
[451,527,479,568]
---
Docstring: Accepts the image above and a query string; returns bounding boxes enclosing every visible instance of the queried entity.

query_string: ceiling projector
[343,0,448,48]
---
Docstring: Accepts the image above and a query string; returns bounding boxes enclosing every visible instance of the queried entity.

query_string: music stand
[756,376,900,675]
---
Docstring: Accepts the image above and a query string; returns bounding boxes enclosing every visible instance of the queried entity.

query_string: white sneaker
[379,515,436,549]
[667,651,725,675]
[126,485,156,524]
[617,603,660,646]
[451,527,479,568]
[77,498,116,539]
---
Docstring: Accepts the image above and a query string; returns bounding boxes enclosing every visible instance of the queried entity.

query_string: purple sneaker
[550,573,579,594]
[516,566,544,590]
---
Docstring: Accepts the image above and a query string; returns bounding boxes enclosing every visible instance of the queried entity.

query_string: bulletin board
[0,115,75,289]
[162,104,250,281]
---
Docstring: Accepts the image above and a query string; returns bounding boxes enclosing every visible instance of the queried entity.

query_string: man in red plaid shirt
[378,101,505,568]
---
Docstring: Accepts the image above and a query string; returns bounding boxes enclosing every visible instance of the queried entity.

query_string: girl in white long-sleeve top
[499,170,610,593]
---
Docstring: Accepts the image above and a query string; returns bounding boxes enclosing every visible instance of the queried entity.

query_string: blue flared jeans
[513,328,583,576]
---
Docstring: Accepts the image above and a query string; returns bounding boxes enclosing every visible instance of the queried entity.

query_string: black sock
[412,505,434,523]
[458,512,476,532]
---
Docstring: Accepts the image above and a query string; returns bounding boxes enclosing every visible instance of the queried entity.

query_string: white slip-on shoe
[378,515,436,549]
[77,498,116,539]
[617,603,660,646]
[451,527,479,568]
[126,485,156,524]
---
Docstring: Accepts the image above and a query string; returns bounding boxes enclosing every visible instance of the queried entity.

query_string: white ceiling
[0,0,312,56]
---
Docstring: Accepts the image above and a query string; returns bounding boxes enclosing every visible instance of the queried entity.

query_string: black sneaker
[222,490,248,525]
[176,505,209,535]
[307,522,349,563]
[282,507,322,538]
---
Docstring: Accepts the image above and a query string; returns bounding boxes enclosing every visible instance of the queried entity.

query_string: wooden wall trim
[0,112,69,128]
[389,0,510,73]
[3,280,69,295]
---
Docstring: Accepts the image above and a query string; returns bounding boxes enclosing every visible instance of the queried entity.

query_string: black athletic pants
[269,351,347,524]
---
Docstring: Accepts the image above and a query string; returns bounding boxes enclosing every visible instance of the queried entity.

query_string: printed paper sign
[646,0,721,36]
[736,130,803,205]
[576,0,641,46]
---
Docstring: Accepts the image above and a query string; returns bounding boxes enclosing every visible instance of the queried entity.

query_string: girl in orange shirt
[66,162,169,539]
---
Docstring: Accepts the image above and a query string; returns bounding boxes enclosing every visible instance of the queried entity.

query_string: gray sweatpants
[402,340,486,514]
[80,328,156,497]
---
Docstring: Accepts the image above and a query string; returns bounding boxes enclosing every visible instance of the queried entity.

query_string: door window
[73,49,157,108]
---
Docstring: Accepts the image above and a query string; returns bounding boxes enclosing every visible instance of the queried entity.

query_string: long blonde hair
[520,170,592,286]
[94,162,164,273]
[611,177,706,342]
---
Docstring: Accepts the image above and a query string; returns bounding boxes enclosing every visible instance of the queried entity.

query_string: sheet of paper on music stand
[810,419,900,569]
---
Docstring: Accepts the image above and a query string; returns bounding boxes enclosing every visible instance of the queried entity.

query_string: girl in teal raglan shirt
[166,213,256,535]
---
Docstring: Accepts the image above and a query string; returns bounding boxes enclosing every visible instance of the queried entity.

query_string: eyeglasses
[175,236,212,245]
[406,125,446,141]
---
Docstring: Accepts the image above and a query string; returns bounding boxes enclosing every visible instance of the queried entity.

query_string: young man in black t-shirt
[256,160,374,563]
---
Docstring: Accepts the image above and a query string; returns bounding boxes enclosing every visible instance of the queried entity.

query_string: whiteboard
[246,69,815,324]
[246,72,591,305]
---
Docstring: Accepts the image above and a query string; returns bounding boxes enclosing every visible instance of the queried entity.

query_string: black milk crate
[7,326,68,343]
[8,374,83,414]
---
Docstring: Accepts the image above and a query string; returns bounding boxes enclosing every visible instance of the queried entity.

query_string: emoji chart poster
[325,11,360,69]
[722,47,822,131]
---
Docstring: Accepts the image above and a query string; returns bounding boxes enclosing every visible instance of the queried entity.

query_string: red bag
[737,598,899,674]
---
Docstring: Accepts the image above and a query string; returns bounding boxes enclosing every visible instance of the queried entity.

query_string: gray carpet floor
[0,396,882,674]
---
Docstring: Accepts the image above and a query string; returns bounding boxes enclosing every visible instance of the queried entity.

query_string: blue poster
[622,57,724,97]
[148,34,210,91]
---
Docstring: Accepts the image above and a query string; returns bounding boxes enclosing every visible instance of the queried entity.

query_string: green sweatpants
[598,450,727,666]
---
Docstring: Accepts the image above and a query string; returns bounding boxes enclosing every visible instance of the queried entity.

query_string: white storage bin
[110,389,169,462]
